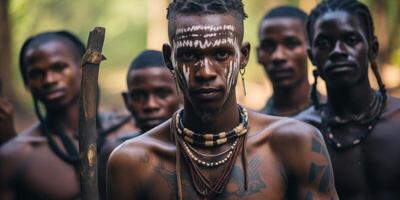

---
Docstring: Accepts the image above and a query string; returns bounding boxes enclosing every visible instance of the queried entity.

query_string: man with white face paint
[107,1,338,199]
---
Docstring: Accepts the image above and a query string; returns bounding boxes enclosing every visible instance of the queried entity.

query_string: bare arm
[272,120,338,200]
[0,97,16,145]
[0,141,29,200]
[107,145,151,200]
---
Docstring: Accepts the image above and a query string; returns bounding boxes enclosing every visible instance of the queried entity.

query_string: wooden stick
[78,27,106,200]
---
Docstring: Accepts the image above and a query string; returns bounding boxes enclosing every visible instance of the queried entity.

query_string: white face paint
[171,24,241,94]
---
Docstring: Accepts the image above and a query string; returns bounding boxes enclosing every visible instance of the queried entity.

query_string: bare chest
[328,121,400,199]
[146,150,287,200]
[15,145,80,200]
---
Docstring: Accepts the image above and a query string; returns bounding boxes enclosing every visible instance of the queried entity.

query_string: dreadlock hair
[307,0,387,109]
[166,0,247,40]
[19,31,85,86]
[19,30,86,134]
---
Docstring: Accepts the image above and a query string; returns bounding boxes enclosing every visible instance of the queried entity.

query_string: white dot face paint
[171,24,242,95]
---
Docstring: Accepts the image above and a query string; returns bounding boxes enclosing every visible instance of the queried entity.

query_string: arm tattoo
[308,136,334,194]
[222,156,267,197]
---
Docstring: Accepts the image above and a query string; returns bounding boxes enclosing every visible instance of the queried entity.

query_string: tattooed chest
[150,157,286,200]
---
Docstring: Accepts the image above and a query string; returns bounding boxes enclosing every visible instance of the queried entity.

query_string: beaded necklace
[175,105,248,147]
[173,106,249,199]
[320,90,387,149]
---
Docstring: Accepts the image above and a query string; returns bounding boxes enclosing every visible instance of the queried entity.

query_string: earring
[171,70,180,95]
[240,68,246,96]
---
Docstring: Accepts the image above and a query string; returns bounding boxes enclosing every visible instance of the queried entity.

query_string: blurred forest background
[0,0,400,132]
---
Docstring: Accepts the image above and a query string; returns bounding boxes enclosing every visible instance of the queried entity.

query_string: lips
[42,88,66,101]
[190,87,223,100]
[325,62,356,74]
[268,67,294,80]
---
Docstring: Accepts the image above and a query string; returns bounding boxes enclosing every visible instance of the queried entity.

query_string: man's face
[25,40,81,109]
[164,14,249,113]
[123,67,181,132]
[310,11,369,87]
[257,17,308,89]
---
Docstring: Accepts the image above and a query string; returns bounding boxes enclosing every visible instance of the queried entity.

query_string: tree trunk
[0,0,15,101]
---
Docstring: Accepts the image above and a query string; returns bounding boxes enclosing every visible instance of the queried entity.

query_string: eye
[28,69,44,80]
[129,91,147,102]
[179,51,197,61]
[155,88,173,99]
[259,40,276,53]
[285,38,301,49]
[52,62,67,72]
[346,34,361,46]
[214,50,231,61]
[315,37,331,49]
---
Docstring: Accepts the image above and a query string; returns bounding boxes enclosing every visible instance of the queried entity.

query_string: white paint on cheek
[183,64,190,85]
[226,38,241,93]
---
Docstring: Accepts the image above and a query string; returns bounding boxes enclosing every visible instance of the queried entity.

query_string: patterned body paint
[171,24,241,94]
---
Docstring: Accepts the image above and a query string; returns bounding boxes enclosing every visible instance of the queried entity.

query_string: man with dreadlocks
[0,31,128,199]
[257,6,314,117]
[107,0,338,199]
[298,0,400,199]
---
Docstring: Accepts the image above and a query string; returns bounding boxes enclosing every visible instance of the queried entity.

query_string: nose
[270,45,287,67]
[329,41,348,61]
[143,94,161,113]
[43,71,58,87]
[194,57,217,83]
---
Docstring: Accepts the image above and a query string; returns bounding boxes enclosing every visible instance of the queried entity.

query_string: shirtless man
[98,50,181,199]
[300,0,400,199]
[0,31,124,199]
[257,6,313,117]
[107,1,338,199]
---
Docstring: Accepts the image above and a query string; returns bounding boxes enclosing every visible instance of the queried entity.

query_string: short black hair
[19,31,85,86]
[262,6,308,24]
[127,50,167,83]
[166,0,247,40]
[167,0,247,20]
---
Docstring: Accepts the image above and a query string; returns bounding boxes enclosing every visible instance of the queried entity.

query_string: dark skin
[0,96,16,145]
[107,14,338,200]
[257,17,311,116]
[98,66,181,199]
[303,11,400,199]
[0,40,82,200]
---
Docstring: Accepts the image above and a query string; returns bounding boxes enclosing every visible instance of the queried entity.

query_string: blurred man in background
[257,6,313,117]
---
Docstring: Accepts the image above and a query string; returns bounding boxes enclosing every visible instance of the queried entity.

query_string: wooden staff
[78,27,106,200]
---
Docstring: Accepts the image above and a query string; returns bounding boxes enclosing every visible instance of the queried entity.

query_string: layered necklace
[320,90,387,150]
[172,106,249,199]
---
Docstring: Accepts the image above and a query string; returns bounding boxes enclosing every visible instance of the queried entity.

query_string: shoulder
[248,109,322,157]
[382,95,400,117]
[108,119,174,174]
[0,124,47,182]
[294,106,322,127]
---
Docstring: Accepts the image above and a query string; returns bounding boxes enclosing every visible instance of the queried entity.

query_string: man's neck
[326,78,373,117]
[183,92,240,134]
[271,80,311,113]
[45,100,80,138]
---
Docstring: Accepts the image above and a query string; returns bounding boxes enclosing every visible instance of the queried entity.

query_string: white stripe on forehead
[176,25,235,35]
[175,37,237,49]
